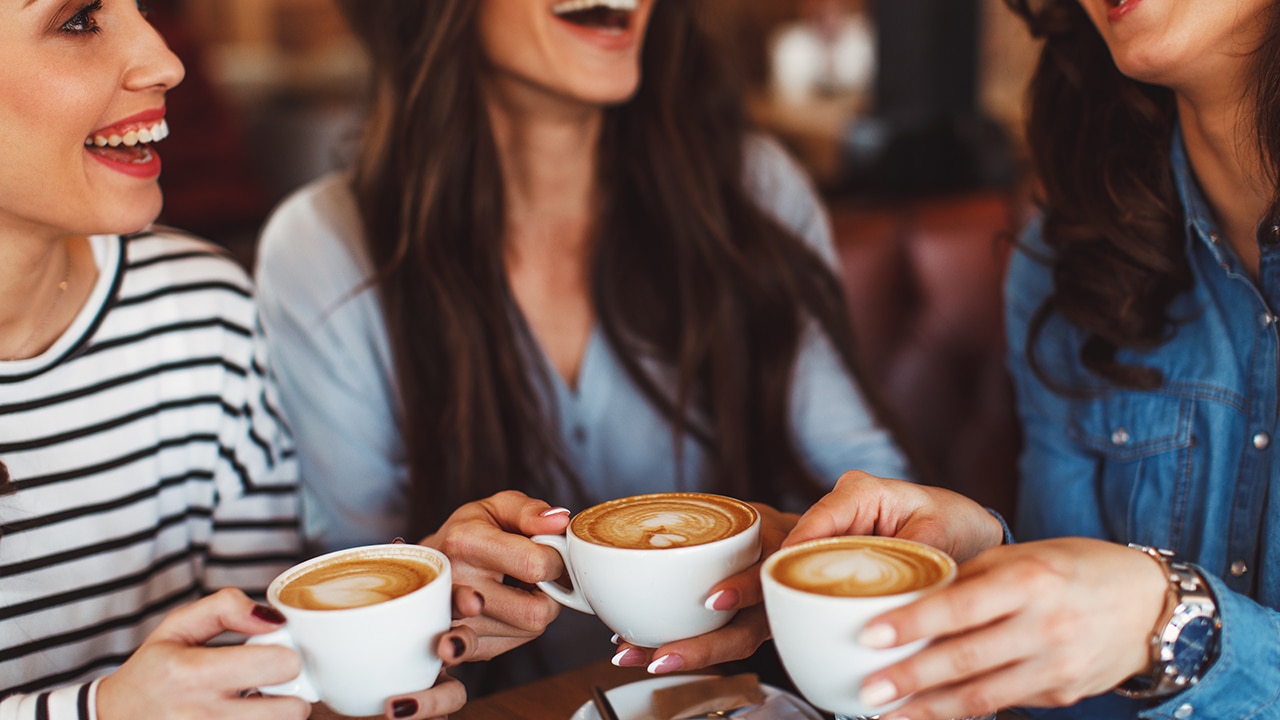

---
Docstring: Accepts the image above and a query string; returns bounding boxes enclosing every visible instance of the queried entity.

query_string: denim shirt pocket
[1068,392,1196,549]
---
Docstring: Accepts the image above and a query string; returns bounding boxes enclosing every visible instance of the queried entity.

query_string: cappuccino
[770,536,952,597]
[279,555,438,611]
[571,492,757,549]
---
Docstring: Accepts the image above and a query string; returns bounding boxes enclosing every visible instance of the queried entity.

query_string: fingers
[612,606,771,674]
[783,471,903,548]
[478,490,572,537]
[451,585,485,620]
[147,588,285,646]
[385,672,468,720]
[215,696,311,720]
[437,625,481,667]
[858,561,1021,650]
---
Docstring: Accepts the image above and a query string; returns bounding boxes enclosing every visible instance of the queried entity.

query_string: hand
[420,490,571,660]
[611,503,797,674]
[855,538,1169,720]
[96,588,310,720]
[379,585,484,720]
[784,471,1004,562]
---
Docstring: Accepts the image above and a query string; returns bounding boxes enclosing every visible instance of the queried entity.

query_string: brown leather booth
[831,192,1024,519]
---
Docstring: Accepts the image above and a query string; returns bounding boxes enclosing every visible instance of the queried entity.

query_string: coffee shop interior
[160,0,1040,524]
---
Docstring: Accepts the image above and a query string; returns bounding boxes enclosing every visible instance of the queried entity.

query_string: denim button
[1111,428,1130,445]
[1254,432,1271,450]
[1262,313,1276,327]
[1231,560,1248,576]
[1174,704,1194,719]
[1208,232,1220,244]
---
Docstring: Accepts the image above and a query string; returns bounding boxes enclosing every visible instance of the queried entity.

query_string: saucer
[571,674,823,720]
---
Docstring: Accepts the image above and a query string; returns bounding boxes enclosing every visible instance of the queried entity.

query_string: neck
[1177,93,1272,276]
[0,235,86,361]
[484,78,603,260]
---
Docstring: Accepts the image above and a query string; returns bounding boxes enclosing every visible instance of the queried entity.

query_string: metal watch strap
[1115,545,1221,700]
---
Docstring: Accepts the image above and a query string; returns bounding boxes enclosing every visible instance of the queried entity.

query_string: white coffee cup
[531,492,761,648]
[247,543,452,717]
[762,536,957,718]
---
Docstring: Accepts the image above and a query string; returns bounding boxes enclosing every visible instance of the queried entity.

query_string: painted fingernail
[449,636,466,660]
[540,507,571,517]
[392,536,406,544]
[704,589,740,611]
[611,648,646,667]
[859,679,899,707]
[647,654,684,674]
[859,623,896,649]
[610,633,620,645]
[392,698,419,718]
[251,604,286,624]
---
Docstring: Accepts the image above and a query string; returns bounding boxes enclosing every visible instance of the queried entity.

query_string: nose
[122,13,186,93]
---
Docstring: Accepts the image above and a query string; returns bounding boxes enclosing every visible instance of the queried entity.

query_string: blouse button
[1231,560,1248,576]
[1254,432,1271,450]
[1174,704,1194,719]
[1111,428,1130,446]
[572,426,587,444]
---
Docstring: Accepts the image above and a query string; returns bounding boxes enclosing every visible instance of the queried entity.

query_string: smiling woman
[0,1,310,719]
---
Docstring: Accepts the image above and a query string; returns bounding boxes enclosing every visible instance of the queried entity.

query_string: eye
[60,0,104,35]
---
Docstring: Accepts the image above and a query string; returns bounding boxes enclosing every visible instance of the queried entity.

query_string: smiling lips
[83,111,170,179]
[551,0,638,31]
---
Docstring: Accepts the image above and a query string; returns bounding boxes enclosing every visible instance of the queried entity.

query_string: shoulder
[257,172,369,277]
[120,227,253,299]
[1005,215,1055,332]
[741,133,837,264]
[255,173,374,316]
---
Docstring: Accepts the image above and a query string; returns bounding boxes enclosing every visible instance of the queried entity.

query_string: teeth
[551,0,637,15]
[85,119,169,148]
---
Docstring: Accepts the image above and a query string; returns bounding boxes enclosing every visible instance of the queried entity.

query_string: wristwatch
[1115,545,1221,700]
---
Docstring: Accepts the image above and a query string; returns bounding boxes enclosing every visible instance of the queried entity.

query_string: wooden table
[314,659,1023,720]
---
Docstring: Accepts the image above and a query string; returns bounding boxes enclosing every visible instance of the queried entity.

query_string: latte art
[771,537,952,597]
[572,493,757,549]
[279,556,437,611]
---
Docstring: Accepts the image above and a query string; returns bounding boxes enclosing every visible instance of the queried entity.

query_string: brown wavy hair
[1006,0,1280,389]
[335,1,900,537]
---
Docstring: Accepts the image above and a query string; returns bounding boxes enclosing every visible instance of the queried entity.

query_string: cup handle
[529,534,595,615]
[245,628,321,703]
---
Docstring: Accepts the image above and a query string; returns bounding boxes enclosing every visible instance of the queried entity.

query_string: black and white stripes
[0,232,301,716]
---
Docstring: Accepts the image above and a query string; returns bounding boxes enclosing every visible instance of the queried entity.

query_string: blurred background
[153,0,1042,518]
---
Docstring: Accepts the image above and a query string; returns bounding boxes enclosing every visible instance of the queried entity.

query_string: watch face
[1173,616,1218,677]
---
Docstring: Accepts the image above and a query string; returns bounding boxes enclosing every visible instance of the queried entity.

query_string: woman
[256,0,908,689]
[0,3,474,719]
[784,0,1280,718]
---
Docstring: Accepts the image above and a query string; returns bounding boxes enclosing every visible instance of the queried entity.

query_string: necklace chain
[5,246,72,362]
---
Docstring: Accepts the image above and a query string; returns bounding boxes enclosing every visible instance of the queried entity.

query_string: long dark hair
[335,1,898,537]
[1006,0,1280,389]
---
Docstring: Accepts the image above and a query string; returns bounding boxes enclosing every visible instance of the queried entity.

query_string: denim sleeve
[1138,571,1280,719]
[255,178,411,553]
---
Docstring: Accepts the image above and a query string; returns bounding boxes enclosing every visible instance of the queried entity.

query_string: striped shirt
[0,231,302,720]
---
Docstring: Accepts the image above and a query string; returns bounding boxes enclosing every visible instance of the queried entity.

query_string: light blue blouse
[256,135,909,553]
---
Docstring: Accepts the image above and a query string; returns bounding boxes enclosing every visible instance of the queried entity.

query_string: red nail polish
[392,536,406,544]
[251,604,286,624]
[392,698,418,718]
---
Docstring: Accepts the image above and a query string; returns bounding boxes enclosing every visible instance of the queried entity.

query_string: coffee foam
[572,493,756,549]
[278,556,437,611]
[771,537,952,597]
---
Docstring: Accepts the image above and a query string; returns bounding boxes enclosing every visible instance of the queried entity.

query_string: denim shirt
[1005,129,1280,720]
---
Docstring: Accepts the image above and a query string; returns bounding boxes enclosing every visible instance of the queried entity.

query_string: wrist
[1115,545,1221,700]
